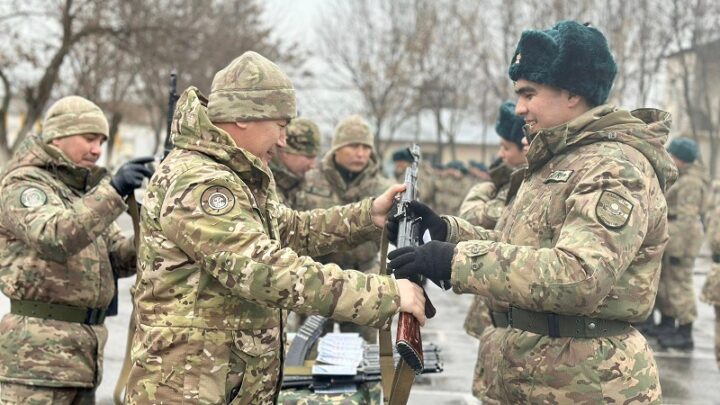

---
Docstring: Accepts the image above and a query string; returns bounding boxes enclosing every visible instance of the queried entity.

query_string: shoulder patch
[596,190,633,229]
[201,186,235,216]
[20,187,47,208]
[545,170,574,183]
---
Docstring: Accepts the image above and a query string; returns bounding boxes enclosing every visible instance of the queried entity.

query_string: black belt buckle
[84,308,106,325]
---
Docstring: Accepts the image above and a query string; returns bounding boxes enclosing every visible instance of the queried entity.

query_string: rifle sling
[388,359,416,405]
[378,229,396,402]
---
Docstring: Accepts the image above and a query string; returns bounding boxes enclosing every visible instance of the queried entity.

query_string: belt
[489,307,631,338]
[10,299,107,325]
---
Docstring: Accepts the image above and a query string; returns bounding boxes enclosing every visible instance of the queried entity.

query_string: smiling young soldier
[124,51,427,405]
[387,21,676,403]
[0,96,153,404]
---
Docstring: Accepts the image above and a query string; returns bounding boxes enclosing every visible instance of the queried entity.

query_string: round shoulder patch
[20,187,47,208]
[201,186,235,216]
[596,190,633,229]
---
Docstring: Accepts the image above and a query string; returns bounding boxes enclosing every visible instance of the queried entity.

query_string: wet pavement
[0,213,717,404]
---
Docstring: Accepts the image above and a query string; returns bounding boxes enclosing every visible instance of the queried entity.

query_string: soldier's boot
[646,315,675,338]
[659,322,694,350]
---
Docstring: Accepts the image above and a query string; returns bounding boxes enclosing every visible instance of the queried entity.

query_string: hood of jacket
[1,135,107,191]
[171,86,273,188]
[525,104,678,192]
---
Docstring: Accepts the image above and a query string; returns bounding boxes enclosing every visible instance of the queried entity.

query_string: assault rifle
[387,144,437,404]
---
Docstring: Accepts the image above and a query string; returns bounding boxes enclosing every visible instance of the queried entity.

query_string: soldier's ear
[234,122,249,130]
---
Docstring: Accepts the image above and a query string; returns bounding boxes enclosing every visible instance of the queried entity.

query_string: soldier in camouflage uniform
[125,52,427,405]
[388,21,676,403]
[459,101,527,399]
[654,137,709,349]
[433,160,473,216]
[269,117,321,207]
[702,197,720,370]
[295,115,394,343]
[0,96,153,404]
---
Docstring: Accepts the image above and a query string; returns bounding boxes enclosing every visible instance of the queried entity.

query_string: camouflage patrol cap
[207,51,297,123]
[42,96,109,142]
[285,117,321,156]
[331,115,374,153]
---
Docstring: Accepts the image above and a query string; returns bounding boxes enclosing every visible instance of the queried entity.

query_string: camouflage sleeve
[0,170,126,262]
[105,223,137,278]
[159,168,400,328]
[274,199,381,258]
[451,158,649,315]
[443,215,498,243]
[458,182,498,228]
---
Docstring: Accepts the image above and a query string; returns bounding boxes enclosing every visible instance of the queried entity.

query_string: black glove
[386,200,448,245]
[388,241,455,290]
[110,156,155,197]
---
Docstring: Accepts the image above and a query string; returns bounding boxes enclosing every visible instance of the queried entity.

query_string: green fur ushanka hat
[495,101,525,149]
[508,20,618,106]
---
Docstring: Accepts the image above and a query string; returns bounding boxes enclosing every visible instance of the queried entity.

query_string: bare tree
[318,0,418,157]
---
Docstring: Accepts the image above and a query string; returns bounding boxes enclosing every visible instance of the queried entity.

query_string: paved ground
[0,212,718,404]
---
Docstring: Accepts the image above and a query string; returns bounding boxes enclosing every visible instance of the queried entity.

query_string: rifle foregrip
[395,313,424,374]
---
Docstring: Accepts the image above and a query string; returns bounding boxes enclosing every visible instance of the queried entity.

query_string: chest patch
[20,187,47,208]
[544,170,574,183]
[201,186,235,216]
[596,190,633,229]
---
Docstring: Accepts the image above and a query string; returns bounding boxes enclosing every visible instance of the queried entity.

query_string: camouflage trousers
[0,383,94,405]
[478,328,662,404]
[470,327,502,400]
[656,255,698,324]
[463,296,492,339]
[278,382,382,404]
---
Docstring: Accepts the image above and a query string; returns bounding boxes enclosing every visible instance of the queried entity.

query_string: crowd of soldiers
[0,17,719,405]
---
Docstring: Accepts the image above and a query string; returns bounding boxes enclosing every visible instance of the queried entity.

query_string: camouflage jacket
[433,174,475,216]
[458,163,514,229]
[444,106,677,403]
[664,161,710,259]
[295,150,393,272]
[0,136,134,388]
[269,156,303,207]
[127,88,399,404]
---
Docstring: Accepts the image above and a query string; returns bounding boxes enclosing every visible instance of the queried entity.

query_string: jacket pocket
[228,327,282,405]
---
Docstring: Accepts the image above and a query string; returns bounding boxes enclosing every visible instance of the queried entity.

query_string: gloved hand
[386,200,448,245]
[388,241,455,290]
[110,156,155,197]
